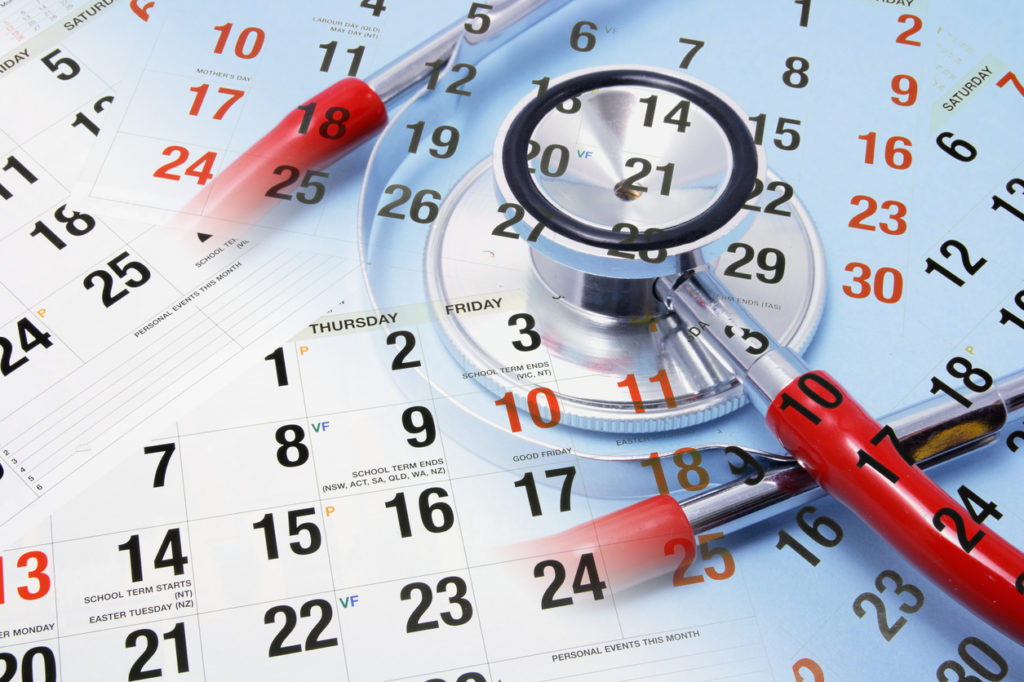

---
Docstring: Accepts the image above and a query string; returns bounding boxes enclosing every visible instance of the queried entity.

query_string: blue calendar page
[2,0,1024,679]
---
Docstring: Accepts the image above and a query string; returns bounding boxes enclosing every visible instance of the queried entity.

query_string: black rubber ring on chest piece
[500,69,758,251]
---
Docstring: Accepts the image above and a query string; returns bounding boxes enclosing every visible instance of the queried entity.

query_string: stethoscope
[181,0,1024,645]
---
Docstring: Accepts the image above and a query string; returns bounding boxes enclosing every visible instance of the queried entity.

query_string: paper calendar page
[0,2,361,543]
[1,290,1022,680]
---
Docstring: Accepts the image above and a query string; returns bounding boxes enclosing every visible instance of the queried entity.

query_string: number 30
[842,262,903,304]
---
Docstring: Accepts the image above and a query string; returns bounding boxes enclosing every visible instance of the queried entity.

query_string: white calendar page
[0,297,805,682]
[2,290,1023,681]
[1,0,1024,680]
[0,2,361,543]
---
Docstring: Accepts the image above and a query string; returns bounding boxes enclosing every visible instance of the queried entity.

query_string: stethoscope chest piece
[424,66,826,434]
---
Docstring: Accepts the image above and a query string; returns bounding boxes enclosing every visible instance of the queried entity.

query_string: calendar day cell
[451,465,596,567]
[310,401,448,497]
[295,327,434,413]
[211,75,322,157]
[0,312,83,421]
[932,77,1024,169]
[59,616,203,682]
[430,390,571,479]
[0,545,57,648]
[89,132,227,213]
[797,120,919,204]
[117,69,252,150]
[36,247,180,359]
[50,437,187,542]
[0,639,61,682]
[295,18,388,81]
[394,316,481,398]
[179,420,319,519]
[0,47,108,143]
[22,92,118,188]
[198,592,347,680]
[145,0,284,84]
[468,552,623,662]
[336,571,486,681]
[762,552,950,681]
[53,524,196,637]
[323,483,466,587]
[187,505,334,611]
[611,536,755,639]
[0,148,67,233]
[0,203,123,304]
[176,344,307,435]
[793,174,911,256]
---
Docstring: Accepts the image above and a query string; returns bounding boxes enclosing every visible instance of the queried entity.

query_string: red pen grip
[766,371,1024,644]
[528,494,695,592]
[183,77,387,225]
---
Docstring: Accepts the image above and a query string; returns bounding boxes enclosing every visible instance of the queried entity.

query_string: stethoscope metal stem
[655,266,806,413]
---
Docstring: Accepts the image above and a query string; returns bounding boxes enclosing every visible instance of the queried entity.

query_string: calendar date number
[0,319,53,377]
